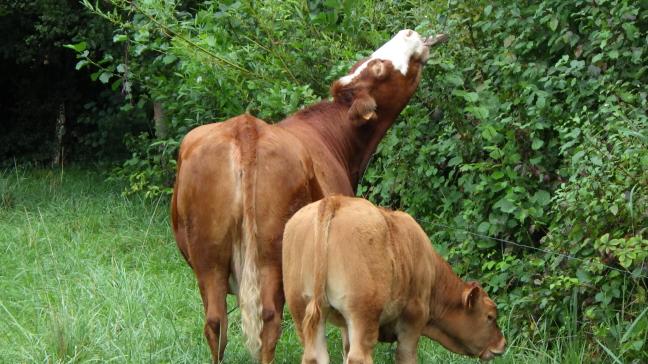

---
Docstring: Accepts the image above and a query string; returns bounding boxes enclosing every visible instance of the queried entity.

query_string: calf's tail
[303,197,339,343]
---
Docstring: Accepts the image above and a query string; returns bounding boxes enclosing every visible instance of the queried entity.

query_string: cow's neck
[280,101,399,191]
[429,253,467,321]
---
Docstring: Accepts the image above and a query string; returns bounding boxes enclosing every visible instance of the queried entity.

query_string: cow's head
[331,29,447,125]
[423,281,506,361]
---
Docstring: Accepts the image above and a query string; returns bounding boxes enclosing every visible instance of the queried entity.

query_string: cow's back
[174,113,316,280]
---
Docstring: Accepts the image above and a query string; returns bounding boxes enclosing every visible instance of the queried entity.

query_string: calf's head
[423,282,506,361]
[331,29,447,125]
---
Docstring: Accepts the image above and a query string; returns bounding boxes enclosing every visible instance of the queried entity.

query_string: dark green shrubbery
[73,0,647,361]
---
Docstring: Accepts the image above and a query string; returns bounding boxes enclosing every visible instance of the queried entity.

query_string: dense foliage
[68,0,646,361]
[0,0,148,164]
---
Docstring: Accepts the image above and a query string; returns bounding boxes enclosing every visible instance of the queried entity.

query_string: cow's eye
[487,314,495,322]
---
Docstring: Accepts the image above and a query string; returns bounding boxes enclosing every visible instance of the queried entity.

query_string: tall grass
[0,168,604,363]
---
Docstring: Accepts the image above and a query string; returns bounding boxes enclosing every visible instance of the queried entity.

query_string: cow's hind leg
[190,224,233,363]
[198,269,229,363]
[259,263,285,364]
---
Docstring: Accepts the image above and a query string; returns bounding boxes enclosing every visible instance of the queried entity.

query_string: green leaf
[63,41,87,53]
[591,155,602,166]
[466,106,489,120]
[481,125,498,141]
[113,34,128,43]
[477,239,497,249]
[533,190,551,206]
[477,221,490,233]
[448,156,463,167]
[487,146,503,159]
[592,53,603,63]
[549,17,559,31]
[461,92,479,103]
[494,197,516,213]
[163,54,177,65]
[576,269,591,283]
[98,72,111,84]
[572,150,585,164]
[610,205,618,216]
[443,73,464,87]
[532,138,544,150]
[111,78,123,92]
[600,233,610,244]
[75,60,89,70]
[622,23,638,40]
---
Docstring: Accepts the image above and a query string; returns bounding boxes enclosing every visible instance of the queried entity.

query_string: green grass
[0,168,599,363]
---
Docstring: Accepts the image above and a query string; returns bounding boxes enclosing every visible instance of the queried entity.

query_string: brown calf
[282,196,507,364]
[171,30,448,363]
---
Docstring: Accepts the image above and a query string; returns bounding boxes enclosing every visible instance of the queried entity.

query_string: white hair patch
[339,29,426,85]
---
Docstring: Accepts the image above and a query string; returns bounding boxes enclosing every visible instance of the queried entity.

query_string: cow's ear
[331,80,353,104]
[348,93,377,126]
[462,282,481,310]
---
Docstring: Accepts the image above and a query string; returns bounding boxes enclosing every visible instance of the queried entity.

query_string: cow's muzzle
[423,33,449,48]
[479,337,507,361]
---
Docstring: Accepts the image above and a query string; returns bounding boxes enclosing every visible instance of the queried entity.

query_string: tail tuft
[303,299,322,343]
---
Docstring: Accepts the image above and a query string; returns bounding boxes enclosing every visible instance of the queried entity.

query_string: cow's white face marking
[339,29,427,85]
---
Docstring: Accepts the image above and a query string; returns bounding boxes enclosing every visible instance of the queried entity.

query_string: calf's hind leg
[302,305,330,364]
[345,314,380,364]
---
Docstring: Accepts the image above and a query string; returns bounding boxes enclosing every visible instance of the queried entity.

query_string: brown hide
[282,196,506,364]
[171,30,446,363]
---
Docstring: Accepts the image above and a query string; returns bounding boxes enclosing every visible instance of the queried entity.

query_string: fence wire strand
[412,216,648,280]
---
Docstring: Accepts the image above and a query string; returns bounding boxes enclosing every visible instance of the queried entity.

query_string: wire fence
[411,216,648,280]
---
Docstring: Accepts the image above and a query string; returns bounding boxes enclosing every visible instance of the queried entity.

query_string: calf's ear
[462,282,481,309]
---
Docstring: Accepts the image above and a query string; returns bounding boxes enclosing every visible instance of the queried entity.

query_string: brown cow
[282,196,507,364]
[171,30,448,363]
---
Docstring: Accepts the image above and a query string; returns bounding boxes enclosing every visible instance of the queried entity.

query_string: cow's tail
[238,119,263,360]
[171,150,192,267]
[303,197,339,343]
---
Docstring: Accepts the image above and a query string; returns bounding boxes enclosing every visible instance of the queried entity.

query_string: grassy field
[0,168,596,363]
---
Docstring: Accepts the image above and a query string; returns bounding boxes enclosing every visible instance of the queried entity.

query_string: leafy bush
[75,0,647,361]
